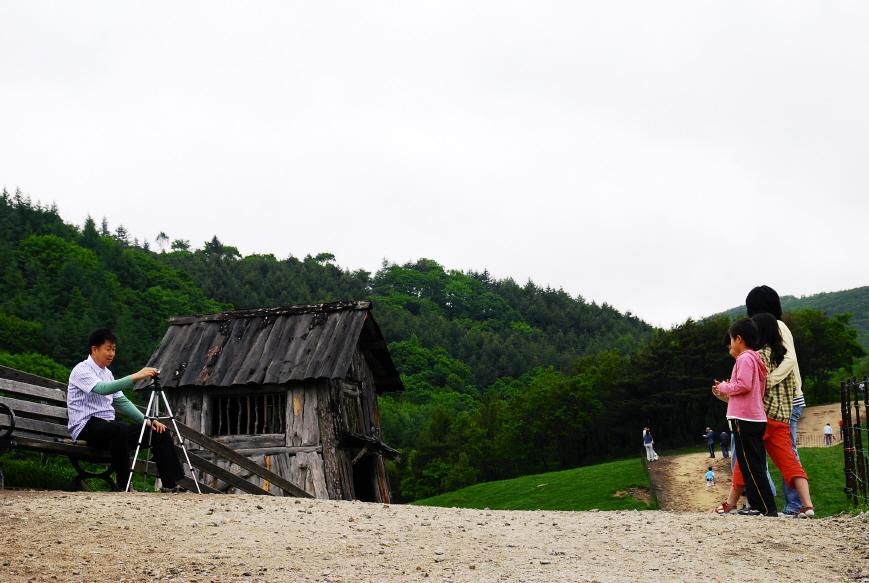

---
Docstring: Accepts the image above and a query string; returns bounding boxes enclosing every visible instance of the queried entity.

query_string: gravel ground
[2,490,868,583]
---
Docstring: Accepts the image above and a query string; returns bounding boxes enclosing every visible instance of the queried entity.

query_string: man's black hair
[745,285,783,319]
[728,317,758,350]
[88,328,118,352]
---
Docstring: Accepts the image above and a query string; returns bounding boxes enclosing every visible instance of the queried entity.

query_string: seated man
[67,328,186,492]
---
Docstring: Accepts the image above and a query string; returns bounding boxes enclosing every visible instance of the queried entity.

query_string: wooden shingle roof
[140,300,403,392]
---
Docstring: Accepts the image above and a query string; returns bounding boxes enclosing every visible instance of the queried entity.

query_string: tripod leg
[126,390,157,492]
[159,391,202,494]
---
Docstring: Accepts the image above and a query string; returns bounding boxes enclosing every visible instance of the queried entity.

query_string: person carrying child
[706,466,715,491]
[711,318,778,517]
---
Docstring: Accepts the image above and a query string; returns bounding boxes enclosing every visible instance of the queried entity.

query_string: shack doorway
[352,456,378,502]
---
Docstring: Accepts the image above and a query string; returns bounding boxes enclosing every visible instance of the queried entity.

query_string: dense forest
[721,288,869,353]
[1,189,865,501]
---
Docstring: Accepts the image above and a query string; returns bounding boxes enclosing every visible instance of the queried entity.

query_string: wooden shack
[138,300,402,502]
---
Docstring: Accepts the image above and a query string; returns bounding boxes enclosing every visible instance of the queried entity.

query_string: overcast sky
[2,2,867,328]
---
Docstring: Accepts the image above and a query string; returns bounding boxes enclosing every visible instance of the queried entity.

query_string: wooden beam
[0,378,68,404]
[169,419,312,498]
[0,366,68,391]
[169,301,372,326]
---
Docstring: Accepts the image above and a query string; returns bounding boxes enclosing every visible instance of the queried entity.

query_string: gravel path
[2,490,868,583]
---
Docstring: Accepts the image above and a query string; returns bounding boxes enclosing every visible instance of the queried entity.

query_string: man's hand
[131,367,160,382]
[146,419,167,433]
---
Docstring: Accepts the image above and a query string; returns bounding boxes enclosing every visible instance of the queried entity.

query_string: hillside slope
[718,286,869,351]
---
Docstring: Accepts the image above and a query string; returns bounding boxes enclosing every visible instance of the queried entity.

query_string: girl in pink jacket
[712,318,778,517]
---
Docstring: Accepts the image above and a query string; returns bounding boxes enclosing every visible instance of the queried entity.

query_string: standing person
[839,419,845,440]
[719,430,730,458]
[715,313,815,518]
[643,430,658,462]
[704,428,716,458]
[706,467,715,491]
[712,318,778,517]
[745,285,806,515]
[67,328,187,492]
[824,424,833,445]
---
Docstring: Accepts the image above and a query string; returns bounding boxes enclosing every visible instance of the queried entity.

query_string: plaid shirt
[758,346,799,423]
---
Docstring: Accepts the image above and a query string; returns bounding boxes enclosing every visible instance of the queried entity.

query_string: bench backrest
[0,374,71,441]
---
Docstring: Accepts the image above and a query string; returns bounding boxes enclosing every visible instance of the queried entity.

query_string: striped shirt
[67,356,123,439]
[758,346,799,424]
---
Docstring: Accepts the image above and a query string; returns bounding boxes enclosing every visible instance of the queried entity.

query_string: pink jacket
[718,349,768,422]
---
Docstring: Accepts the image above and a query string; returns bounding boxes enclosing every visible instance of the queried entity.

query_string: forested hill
[158,250,655,387]
[718,287,869,351]
[2,190,865,502]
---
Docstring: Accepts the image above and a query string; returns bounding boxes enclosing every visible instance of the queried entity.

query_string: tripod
[126,374,201,493]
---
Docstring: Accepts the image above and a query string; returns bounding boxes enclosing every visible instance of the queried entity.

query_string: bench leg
[68,457,119,492]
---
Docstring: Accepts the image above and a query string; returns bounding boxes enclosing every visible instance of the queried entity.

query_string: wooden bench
[0,365,312,497]
[0,369,129,491]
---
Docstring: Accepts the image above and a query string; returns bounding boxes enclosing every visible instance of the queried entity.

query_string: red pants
[732,417,807,489]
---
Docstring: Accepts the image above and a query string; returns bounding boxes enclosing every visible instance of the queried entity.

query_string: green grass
[412,444,858,516]
[767,444,851,518]
[0,452,159,492]
[412,457,654,511]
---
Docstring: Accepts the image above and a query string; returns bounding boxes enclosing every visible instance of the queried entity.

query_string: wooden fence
[841,376,869,506]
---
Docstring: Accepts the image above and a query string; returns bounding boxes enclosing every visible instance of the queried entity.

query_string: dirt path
[650,404,845,513]
[2,490,868,583]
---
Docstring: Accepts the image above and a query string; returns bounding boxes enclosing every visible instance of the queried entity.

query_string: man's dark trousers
[78,417,185,490]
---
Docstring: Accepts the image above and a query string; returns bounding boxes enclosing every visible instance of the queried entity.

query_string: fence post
[842,379,856,505]
[852,377,869,504]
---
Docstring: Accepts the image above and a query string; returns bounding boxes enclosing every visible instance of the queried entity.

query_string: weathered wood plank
[168,301,372,326]
[326,312,367,381]
[0,395,68,420]
[232,446,321,456]
[0,366,68,391]
[301,382,319,446]
[4,416,69,439]
[11,435,111,461]
[317,382,343,499]
[250,316,293,385]
[179,322,224,387]
[0,378,68,404]
[307,452,328,499]
[210,319,255,386]
[264,316,307,384]
[203,318,248,386]
[213,434,286,450]
[228,317,272,386]
[129,457,221,495]
[140,322,198,389]
[167,419,311,498]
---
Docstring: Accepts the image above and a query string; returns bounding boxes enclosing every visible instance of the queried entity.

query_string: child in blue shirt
[706,467,715,491]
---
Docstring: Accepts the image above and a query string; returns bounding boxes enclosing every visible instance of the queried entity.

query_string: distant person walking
[824,423,833,445]
[719,430,730,458]
[643,430,658,462]
[704,428,715,458]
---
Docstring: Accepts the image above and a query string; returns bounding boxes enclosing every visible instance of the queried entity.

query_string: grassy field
[411,457,654,511]
[767,444,853,517]
[413,445,857,516]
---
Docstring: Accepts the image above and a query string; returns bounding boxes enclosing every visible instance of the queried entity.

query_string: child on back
[712,318,778,516]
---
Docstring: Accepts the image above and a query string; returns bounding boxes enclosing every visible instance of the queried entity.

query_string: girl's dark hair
[745,285,783,319]
[728,317,758,350]
[751,312,785,367]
